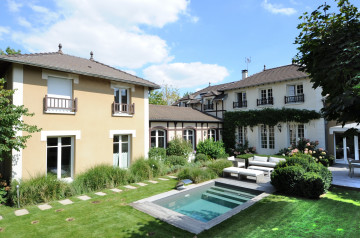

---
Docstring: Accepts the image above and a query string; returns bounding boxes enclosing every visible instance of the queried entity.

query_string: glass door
[113,135,130,168]
[47,137,74,179]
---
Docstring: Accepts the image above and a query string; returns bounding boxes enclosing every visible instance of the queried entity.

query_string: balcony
[285,94,305,104]
[257,97,273,106]
[112,102,135,114]
[43,95,77,113]
[233,101,247,108]
[204,103,214,110]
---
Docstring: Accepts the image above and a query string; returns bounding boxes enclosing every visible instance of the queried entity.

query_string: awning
[329,123,360,134]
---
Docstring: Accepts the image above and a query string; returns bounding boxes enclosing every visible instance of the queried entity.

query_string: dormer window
[285,84,304,104]
[112,87,135,115]
[204,99,213,110]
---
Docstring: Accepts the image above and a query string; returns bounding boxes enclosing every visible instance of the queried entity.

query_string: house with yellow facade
[0,45,159,181]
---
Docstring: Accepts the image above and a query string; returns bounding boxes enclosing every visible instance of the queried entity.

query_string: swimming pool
[154,182,262,222]
[131,180,269,234]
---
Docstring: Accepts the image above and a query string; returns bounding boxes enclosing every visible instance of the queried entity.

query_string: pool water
[154,182,262,222]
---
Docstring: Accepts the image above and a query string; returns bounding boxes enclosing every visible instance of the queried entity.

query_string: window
[257,88,273,106]
[183,129,195,149]
[260,125,275,149]
[285,84,304,104]
[204,99,213,110]
[113,135,130,168]
[289,124,305,145]
[47,137,74,179]
[238,126,248,145]
[45,76,75,112]
[234,92,247,108]
[151,130,166,148]
[113,88,133,114]
[208,129,216,141]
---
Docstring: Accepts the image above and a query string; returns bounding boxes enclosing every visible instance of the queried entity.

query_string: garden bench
[247,166,274,177]
[222,167,265,183]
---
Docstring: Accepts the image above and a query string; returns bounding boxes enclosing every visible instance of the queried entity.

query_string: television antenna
[245,57,251,71]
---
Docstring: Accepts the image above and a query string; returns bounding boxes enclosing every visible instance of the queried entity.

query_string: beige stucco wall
[20,65,147,179]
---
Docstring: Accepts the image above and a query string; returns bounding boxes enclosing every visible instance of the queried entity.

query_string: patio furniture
[227,156,245,168]
[222,167,265,183]
[346,157,360,178]
[247,166,274,177]
[248,156,286,168]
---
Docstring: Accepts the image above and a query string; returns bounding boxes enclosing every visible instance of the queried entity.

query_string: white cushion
[269,157,286,163]
[254,156,268,162]
[237,162,245,168]
[249,161,277,168]
[227,156,235,161]
[223,167,263,176]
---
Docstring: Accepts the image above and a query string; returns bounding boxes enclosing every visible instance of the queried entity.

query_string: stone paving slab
[95,192,107,196]
[78,195,91,201]
[168,175,177,179]
[15,209,29,216]
[148,180,158,184]
[0,215,3,220]
[38,204,52,210]
[136,182,147,186]
[58,199,74,205]
[124,185,137,189]
[158,178,169,181]
[110,188,122,193]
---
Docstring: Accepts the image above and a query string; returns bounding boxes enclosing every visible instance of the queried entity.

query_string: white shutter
[48,76,72,99]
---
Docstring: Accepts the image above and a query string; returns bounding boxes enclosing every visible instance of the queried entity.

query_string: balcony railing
[285,94,304,104]
[112,102,135,114]
[233,101,247,108]
[204,103,214,110]
[257,97,273,106]
[43,95,77,112]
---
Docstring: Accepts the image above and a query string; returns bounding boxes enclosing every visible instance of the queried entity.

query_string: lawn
[0,179,359,238]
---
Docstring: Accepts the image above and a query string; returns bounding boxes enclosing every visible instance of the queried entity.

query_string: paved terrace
[329,163,360,189]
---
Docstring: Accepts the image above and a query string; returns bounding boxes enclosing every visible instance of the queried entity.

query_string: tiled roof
[150,104,221,122]
[219,64,308,91]
[0,52,160,89]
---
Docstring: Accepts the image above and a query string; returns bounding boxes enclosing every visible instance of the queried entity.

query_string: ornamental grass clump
[177,167,217,184]
[271,153,332,199]
[128,158,153,182]
[207,159,233,176]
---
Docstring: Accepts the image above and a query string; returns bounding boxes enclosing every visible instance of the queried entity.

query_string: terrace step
[201,192,242,208]
[206,188,248,203]
[211,186,258,199]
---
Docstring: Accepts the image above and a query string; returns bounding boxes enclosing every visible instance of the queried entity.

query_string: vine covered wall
[223,108,322,152]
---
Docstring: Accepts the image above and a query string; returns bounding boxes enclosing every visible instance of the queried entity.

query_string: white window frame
[151,129,166,148]
[260,125,275,149]
[287,84,303,96]
[113,135,131,169]
[238,126,248,145]
[288,124,305,146]
[208,129,217,141]
[183,129,195,149]
[46,136,74,180]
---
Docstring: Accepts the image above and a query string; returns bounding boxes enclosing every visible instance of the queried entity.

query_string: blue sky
[1,0,359,95]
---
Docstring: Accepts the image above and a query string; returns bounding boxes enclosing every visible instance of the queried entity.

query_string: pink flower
[319,148,323,151]
[304,150,308,154]
[306,143,310,146]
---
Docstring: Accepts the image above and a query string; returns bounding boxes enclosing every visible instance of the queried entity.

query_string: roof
[0,52,160,89]
[329,123,360,134]
[149,104,221,122]
[219,64,308,91]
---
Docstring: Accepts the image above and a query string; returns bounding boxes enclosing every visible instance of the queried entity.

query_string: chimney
[263,65,266,71]
[90,51,94,60]
[58,43,63,54]
[242,69,248,79]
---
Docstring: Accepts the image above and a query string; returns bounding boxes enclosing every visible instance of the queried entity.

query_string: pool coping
[130,179,271,234]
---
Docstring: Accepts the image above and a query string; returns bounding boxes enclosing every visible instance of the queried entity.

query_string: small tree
[149,90,167,105]
[0,78,40,162]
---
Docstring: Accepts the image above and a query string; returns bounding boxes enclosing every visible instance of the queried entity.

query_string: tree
[294,0,360,125]
[0,47,21,55]
[149,84,180,105]
[149,90,167,105]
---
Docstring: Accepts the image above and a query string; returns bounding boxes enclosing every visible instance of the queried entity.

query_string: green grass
[1,182,360,237]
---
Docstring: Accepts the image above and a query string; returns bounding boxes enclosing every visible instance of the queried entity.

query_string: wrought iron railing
[233,101,247,108]
[257,97,273,106]
[285,94,304,104]
[204,103,214,110]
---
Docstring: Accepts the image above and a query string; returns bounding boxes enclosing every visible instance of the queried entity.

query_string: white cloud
[0,26,10,40]
[143,62,229,89]
[10,0,195,69]
[6,0,23,12]
[17,17,32,28]
[261,0,297,16]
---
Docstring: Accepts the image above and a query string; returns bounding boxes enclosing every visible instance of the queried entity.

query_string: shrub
[0,173,10,204]
[72,165,128,194]
[232,140,256,156]
[164,155,187,167]
[129,158,153,182]
[196,138,227,159]
[147,158,167,177]
[271,153,332,199]
[9,175,72,206]
[207,159,233,176]
[148,147,167,160]
[177,167,217,183]
[166,137,193,157]
[194,153,209,163]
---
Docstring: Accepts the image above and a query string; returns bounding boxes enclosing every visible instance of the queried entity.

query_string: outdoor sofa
[248,155,286,168]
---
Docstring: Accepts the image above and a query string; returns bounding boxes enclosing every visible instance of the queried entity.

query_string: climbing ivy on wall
[223,108,321,152]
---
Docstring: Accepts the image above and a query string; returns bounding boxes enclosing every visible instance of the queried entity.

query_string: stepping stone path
[0,215,3,220]
[168,175,177,179]
[158,178,169,181]
[95,192,107,196]
[148,180,158,184]
[78,195,91,201]
[58,199,73,205]
[110,188,122,193]
[37,204,52,210]
[15,209,29,216]
[124,185,137,189]
[136,182,147,186]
